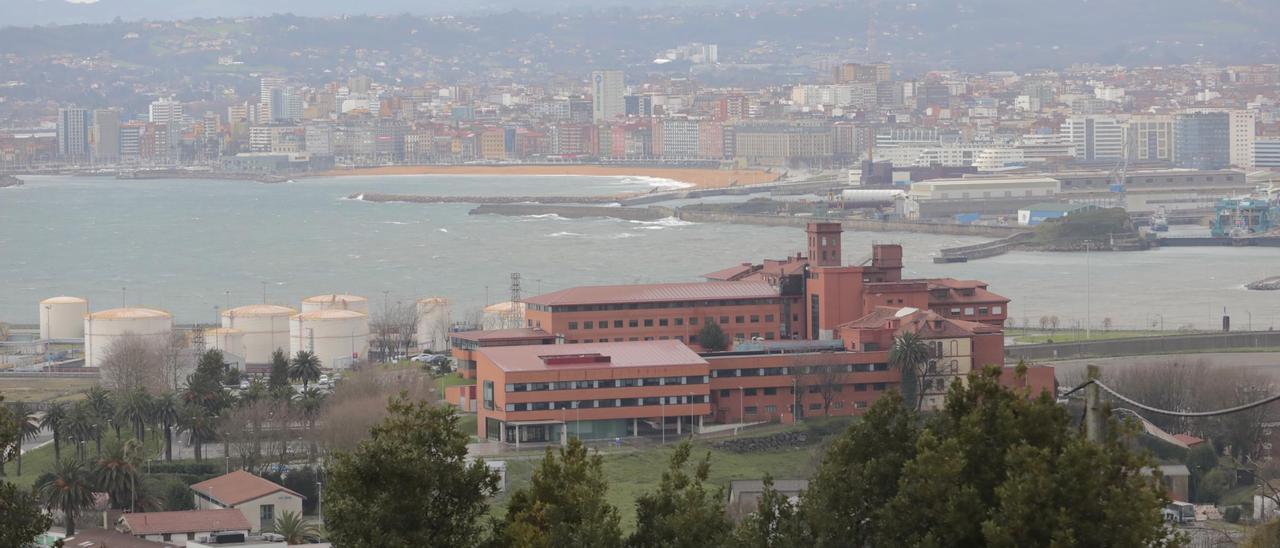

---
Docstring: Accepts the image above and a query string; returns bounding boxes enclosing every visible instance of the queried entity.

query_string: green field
[1006,328,1176,344]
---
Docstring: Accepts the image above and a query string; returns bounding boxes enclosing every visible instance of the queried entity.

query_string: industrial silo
[290,309,369,370]
[301,294,369,314]
[204,327,246,367]
[415,297,451,352]
[40,296,88,340]
[221,304,296,365]
[84,307,173,368]
[481,301,526,330]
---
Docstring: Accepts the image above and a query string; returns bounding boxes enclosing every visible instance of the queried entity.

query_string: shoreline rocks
[0,174,24,188]
[1246,276,1280,291]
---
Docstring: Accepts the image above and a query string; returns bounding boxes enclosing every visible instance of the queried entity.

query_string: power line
[1065,379,1280,418]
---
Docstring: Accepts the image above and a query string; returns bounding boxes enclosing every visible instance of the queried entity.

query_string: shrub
[1225,506,1242,524]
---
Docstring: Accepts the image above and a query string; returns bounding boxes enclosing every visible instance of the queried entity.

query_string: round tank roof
[303,294,368,304]
[41,296,88,305]
[483,301,524,313]
[296,309,367,320]
[86,307,171,320]
[223,304,297,317]
[204,327,244,335]
[417,296,449,304]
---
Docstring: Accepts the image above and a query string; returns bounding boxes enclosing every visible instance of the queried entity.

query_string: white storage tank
[416,297,451,352]
[290,309,369,370]
[40,296,88,340]
[221,304,296,365]
[204,327,246,367]
[301,294,369,314]
[841,188,906,205]
[84,307,173,368]
[481,301,525,330]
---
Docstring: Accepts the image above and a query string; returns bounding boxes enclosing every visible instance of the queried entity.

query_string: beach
[317,165,782,189]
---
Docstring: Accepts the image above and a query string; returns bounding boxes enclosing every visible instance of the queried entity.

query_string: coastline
[315,165,782,189]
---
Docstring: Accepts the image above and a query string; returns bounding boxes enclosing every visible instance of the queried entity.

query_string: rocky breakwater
[1246,276,1280,291]
[0,174,24,188]
[470,203,674,221]
[349,192,625,205]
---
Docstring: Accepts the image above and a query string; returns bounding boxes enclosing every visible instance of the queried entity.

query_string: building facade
[591,70,625,123]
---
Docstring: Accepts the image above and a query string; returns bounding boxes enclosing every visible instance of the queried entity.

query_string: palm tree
[119,389,153,443]
[65,402,96,461]
[296,388,326,462]
[36,458,96,536]
[177,404,217,462]
[94,438,142,511]
[271,509,319,544]
[288,351,322,390]
[41,402,69,463]
[153,393,180,462]
[889,332,932,411]
[85,386,116,443]
[10,402,41,476]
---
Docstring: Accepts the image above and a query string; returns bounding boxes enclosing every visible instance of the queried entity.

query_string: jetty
[1246,276,1280,291]
[0,174,23,188]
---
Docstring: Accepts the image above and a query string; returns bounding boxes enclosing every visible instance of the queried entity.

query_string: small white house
[191,470,305,533]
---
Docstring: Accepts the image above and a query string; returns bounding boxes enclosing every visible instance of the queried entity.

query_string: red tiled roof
[525,281,779,306]
[839,306,1000,338]
[451,328,553,342]
[478,340,707,372]
[62,529,178,548]
[702,263,757,281]
[121,509,251,535]
[191,470,303,507]
[1173,433,1206,447]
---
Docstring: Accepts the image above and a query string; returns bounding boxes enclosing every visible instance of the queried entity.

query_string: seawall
[673,211,1022,237]
[470,204,675,221]
[1005,331,1280,361]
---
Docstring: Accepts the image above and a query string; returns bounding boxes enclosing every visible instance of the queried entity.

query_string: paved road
[1046,351,1280,385]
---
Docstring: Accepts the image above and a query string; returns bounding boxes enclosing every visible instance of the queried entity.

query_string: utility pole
[1085,365,1103,443]
[1084,240,1092,340]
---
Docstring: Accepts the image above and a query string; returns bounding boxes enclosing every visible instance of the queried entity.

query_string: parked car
[411,354,441,363]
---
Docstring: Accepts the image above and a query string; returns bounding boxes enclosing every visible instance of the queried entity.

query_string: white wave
[632,226,666,230]
[382,221,420,225]
[522,213,568,220]
[611,176,694,190]
[548,231,585,237]
[609,232,641,239]
[341,193,366,201]
[628,216,696,227]
[438,228,449,233]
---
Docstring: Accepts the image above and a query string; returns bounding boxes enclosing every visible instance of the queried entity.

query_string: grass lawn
[457,414,477,437]
[0,377,96,403]
[439,372,475,388]
[9,427,168,490]
[489,420,844,532]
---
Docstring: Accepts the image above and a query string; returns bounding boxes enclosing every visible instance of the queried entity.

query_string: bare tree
[159,331,191,392]
[371,302,418,362]
[99,334,168,393]
[1048,316,1060,332]
[1039,316,1051,331]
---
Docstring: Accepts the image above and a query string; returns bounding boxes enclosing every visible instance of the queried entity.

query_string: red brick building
[450,327,557,379]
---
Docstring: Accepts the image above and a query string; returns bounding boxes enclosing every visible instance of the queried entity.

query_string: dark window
[644,319,654,327]
[873,383,887,391]
[659,318,669,327]
[750,315,760,323]
[675,318,684,326]
[629,319,639,328]
[744,388,758,396]
[483,381,495,410]
[719,316,729,324]
[808,403,823,411]
[583,321,593,329]
[855,383,867,392]
[614,320,624,328]
[568,322,578,330]
[735,316,745,324]
[744,406,758,415]
[261,504,275,525]
[690,317,699,325]
[763,387,777,396]
[764,314,774,322]
[719,389,730,397]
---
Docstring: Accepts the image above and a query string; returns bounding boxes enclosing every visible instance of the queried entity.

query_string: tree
[889,332,930,411]
[272,509,319,544]
[495,437,623,548]
[797,368,1177,547]
[153,393,180,462]
[325,395,499,547]
[731,475,805,548]
[268,348,292,399]
[119,389,153,443]
[98,333,167,393]
[800,390,917,547]
[372,300,418,362]
[627,441,732,548]
[41,402,68,463]
[85,385,115,449]
[177,403,217,462]
[36,458,96,536]
[296,388,325,462]
[9,402,40,476]
[65,402,97,461]
[0,397,53,545]
[289,350,322,390]
[94,438,142,510]
[696,321,729,352]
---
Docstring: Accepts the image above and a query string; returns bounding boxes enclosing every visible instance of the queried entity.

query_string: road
[1046,351,1280,386]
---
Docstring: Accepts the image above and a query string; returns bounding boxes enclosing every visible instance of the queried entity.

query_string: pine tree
[495,437,623,548]
[627,441,732,548]
[696,321,729,352]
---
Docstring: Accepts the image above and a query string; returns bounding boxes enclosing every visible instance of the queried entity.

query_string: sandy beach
[317,165,782,189]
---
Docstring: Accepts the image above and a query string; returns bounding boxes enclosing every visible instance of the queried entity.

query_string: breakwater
[351,192,623,205]
[470,204,675,221]
[673,211,1023,237]
[1006,331,1280,361]
[0,174,23,188]
[1247,276,1280,290]
[934,232,1035,262]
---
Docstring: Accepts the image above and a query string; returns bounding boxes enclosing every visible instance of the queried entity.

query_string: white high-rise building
[91,109,121,163]
[1061,116,1127,162]
[57,107,91,162]
[591,70,625,123]
[1127,115,1174,162]
[149,98,184,158]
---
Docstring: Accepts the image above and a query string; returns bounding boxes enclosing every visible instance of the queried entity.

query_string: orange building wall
[525,302,784,350]
[707,351,897,423]
[805,267,865,338]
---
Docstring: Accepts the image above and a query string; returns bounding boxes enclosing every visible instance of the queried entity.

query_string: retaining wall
[1005,331,1280,361]
[675,211,1021,237]
[470,204,674,221]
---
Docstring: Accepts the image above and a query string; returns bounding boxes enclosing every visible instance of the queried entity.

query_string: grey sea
[2,174,1278,331]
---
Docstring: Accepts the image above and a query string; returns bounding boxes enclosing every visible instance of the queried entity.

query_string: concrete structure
[40,296,88,340]
[204,327,246,367]
[91,109,121,163]
[119,509,251,547]
[221,304,296,365]
[728,479,808,521]
[907,176,1060,202]
[300,293,369,314]
[416,297,453,352]
[476,340,711,443]
[482,301,526,330]
[591,70,625,123]
[57,107,91,162]
[1016,202,1101,226]
[192,471,305,534]
[289,309,369,369]
[84,307,173,368]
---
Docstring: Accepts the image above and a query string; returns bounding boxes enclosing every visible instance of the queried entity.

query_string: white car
[411,354,440,363]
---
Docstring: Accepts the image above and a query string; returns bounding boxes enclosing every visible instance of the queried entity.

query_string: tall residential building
[260,76,287,114]
[56,107,91,162]
[1174,111,1230,170]
[119,121,144,163]
[1060,116,1126,162]
[1227,110,1256,168]
[591,70,625,123]
[149,97,184,160]
[90,109,121,163]
[1254,138,1280,168]
[270,87,304,121]
[1126,115,1174,162]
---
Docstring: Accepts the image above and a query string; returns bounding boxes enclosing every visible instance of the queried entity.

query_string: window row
[565,331,777,345]
[566,314,776,331]
[944,305,1003,317]
[505,394,708,412]
[530,298,780,313]
[507,375,709,392]
[709,363,890,378]
[715,382,890,398]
